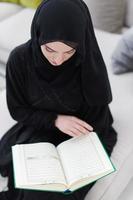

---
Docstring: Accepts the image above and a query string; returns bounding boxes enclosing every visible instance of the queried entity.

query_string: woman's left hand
[55,114,93,137]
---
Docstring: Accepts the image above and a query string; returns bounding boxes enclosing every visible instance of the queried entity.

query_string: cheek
[64,52,75,61]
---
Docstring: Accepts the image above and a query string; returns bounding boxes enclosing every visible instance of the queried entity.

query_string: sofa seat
[0,4,35,63]
[84,30,133,200]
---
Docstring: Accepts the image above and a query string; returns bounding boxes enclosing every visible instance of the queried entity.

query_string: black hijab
[30,0,112,106]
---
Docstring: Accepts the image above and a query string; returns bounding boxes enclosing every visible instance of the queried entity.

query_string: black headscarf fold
[30,0,112,106]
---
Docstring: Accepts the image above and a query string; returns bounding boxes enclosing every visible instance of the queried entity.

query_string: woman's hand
[55,115,93,137]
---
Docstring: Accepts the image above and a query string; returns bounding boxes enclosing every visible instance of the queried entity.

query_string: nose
[54,54,64,65]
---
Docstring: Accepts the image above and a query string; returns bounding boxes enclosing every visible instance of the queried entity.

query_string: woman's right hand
[55,115,93,137]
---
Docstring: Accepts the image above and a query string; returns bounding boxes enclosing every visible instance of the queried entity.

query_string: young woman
[0,0,117,199]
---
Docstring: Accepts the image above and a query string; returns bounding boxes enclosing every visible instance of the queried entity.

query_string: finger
[72,127,85,136]
[74,125,90,135]
[67,130,77,137]
[72,117,93,131]
[67,127,81,137]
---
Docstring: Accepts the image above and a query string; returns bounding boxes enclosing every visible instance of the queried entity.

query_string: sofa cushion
[0,8,35,63]
[0,2,22,21]
[83,0,126,33]
[111,27,133,74]
[20,0,42,8]
[125,0,133,27]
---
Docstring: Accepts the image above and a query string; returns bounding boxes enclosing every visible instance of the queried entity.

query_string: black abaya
[0,42,117,200]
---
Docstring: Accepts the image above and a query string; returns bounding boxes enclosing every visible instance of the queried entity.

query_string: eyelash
[67,50,75,54]
[45,47,53,52]
[45,46,75,54]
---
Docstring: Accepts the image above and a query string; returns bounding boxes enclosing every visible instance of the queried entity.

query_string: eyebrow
[45,44,75,53]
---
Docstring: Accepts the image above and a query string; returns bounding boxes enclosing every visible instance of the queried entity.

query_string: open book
[12,132,115,193]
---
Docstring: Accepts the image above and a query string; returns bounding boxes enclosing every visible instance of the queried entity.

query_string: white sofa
[0,1,133,200]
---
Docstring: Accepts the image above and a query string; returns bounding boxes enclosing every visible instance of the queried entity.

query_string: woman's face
[41,41,76,66]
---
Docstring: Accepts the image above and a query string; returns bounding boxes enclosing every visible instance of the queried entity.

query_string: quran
[12,132,115,193]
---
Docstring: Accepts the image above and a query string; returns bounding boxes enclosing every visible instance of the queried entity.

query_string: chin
[51,61,62,66]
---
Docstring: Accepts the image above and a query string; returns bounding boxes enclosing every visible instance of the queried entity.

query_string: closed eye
[45,45,76,54]
[45,46,55,52]
[66,49,76,54]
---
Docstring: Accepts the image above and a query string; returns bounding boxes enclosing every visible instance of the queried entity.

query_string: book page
[57,132,113,185]
[12,143,66,186]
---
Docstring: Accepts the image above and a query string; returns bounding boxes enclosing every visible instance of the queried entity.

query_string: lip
[51,61,59,66]
[52,61,57,65]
